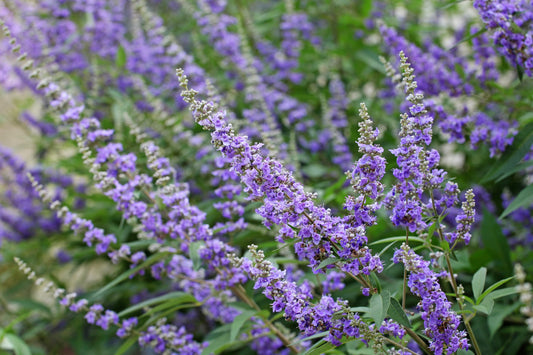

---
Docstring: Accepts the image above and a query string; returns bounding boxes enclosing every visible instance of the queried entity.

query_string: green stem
[404,328,431,355]
[402,228,409,309]
[429,191,482,355]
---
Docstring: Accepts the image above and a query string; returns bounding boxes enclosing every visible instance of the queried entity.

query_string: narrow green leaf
[90,252,171,300]
[441,240,451,252]
[292,331,328,346]
[118,291,197,317]
[447,28,487,49]
[480,209,512,274]
[189,241,205,270]
[426,220,439,239]
[114,337,137,355]
[496,160,533,182]
[500,184,533,219]
[368,291,390,325]
[370,236,425,245]
[200,333,229,355]
[489,286,518,299]
[355,50,386,74]
[456,350,476,355]
[317,257,340,270]
[141,299,200,323]
[304,340,335,355]
[368,294,383,325]
[302,164,330,178]
[230,310,256,342]
[387,297,411,327]
[323,176,347,203]
[473,296,494,315]
[477,276,515,304]
[517,63,524,82]
[0,334,31,355]
[472,267,487,302]
[447,293,475,305]
[115,45,127,68]
[488,303,520,337]
[482,122,533,182]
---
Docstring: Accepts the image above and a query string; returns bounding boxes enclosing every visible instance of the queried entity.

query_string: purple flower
[393,244,468,354]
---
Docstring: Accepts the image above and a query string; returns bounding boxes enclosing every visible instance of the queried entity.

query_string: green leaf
[115,45,127,68]
[114,337,137,355]
[368,290,390,325]
[90,252,171,300]
[323,176,347,203]
[302,164,331,178]
[473,295,494,315]
[189,241,205,270]
[355,50,386,74]
[292,331,328,346]
[500,184,533,219]
[426,220,439,239]
[447,293,475,304]
[230,310,256,342]
[0,333,31,355]
[370,236,425,245]
[482,122,533,182]
[495,160,533,182]
[141,299,200,323]
[447,28,487,49]
[387,297,411,327]
[472,267,487,302]
[456,350,476,355]
[517,63,524,82]
[317,257,340,270]
[368,294,383,325]
[477,276,515,304]
[440,239,451,252]
[488,303,520,337]
[118,291,197,317]
[304,340,335,355]
[201,333,230,355]
[489,286,518,299]
[480,209,512,274]
[200,323,249,355]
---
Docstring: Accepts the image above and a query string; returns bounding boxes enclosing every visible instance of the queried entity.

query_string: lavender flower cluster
[1,0,532,354]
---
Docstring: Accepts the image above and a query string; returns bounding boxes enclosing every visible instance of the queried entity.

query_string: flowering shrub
[0,0,532,354]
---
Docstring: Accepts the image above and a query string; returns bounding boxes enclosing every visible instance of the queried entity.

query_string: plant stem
[429,191,482,355]
[231,284,300,354]
[444,254,482,355]
[404,328,431,355]
[402,228,409,309]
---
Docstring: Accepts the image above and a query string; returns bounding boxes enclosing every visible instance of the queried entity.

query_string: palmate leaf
[477,276,515,304]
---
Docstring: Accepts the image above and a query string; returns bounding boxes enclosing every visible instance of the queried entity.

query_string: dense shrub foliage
[1,0,533,354]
